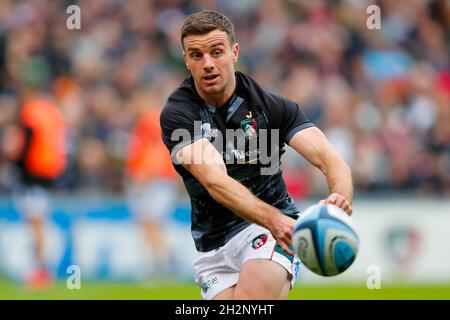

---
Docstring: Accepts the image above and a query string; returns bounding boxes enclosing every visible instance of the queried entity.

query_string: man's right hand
[267,213,297,256]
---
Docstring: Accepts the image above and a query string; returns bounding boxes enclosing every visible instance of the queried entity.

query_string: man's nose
[202,54,214,72]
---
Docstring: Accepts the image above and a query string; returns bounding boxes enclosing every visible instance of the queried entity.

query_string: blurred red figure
[5,96,67,289]
[126,107,179,278]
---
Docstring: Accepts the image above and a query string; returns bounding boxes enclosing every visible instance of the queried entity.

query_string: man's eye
[212,50,222,57]
[191,53,201,59]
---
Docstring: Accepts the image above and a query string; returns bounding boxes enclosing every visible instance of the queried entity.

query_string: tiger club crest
[240,111,257,139]
[252,234,269,249]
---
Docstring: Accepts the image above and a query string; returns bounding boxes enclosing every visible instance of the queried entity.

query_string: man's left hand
[320,193,352,216]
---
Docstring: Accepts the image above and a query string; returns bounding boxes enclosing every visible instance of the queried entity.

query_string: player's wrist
[263,206,284,230]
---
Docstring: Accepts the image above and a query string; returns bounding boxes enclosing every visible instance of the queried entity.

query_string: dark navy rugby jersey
[160,71,314,252]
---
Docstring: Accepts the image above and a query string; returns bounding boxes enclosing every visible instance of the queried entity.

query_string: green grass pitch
[1,278,449,300]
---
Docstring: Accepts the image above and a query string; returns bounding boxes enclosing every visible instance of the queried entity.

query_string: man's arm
[175,138,296,255]
[288,127,354,215]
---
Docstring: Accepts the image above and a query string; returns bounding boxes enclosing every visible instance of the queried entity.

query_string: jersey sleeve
[160,103,202,160]
[266,94,314,144]
[281,99,314,143]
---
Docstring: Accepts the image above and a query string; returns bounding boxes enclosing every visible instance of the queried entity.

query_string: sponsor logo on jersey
[201,276,218,293]
[293,260,300,279]
[201,122,218,139]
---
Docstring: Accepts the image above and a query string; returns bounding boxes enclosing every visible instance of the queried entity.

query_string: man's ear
[232,43,239,64]
[183,51,189,71]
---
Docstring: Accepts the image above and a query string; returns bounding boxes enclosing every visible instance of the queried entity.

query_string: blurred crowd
[0,0,449,199]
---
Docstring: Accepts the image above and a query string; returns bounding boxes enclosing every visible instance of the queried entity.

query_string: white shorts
[127,179,178,223]
[194,223,301,300]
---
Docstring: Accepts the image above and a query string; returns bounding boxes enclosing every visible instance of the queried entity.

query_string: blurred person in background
[3,87,67,289]
[126,105,180,278]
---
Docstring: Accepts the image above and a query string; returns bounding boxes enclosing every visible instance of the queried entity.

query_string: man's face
[183,29,239,101]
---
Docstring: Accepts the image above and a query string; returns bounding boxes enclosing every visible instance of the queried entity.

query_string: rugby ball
[292,203,359,276]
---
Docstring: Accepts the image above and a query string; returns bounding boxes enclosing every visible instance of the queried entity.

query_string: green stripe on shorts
[274,243,294,263]
[274,210,298,262]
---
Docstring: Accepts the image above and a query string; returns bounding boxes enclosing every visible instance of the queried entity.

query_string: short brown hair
[181,10,236,49]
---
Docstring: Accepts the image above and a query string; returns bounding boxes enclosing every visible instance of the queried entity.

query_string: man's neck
[196,76,236,109]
